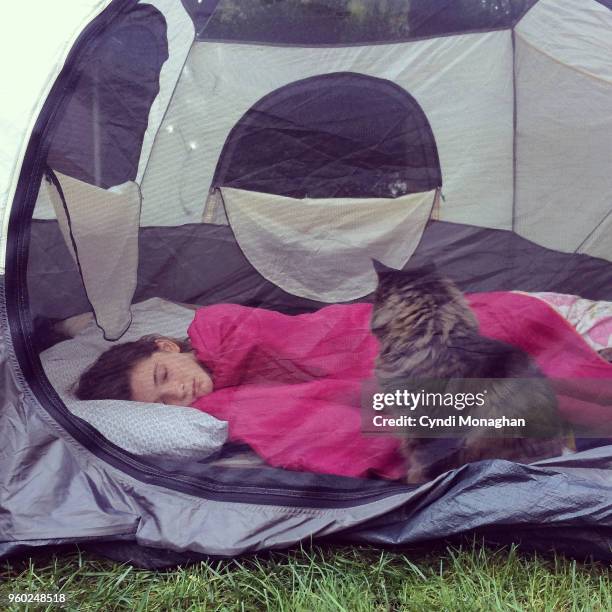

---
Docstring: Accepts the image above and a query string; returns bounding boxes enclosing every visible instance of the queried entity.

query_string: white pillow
[41,298,228,458]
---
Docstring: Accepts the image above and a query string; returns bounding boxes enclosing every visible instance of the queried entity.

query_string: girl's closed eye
[154,364,169,386]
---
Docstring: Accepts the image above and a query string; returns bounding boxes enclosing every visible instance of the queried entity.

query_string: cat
[370,260,564,483]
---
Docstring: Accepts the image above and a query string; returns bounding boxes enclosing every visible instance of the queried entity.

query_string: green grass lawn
[2,542,610,611]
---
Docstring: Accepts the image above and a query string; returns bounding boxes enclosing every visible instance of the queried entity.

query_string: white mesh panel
[222,188,436,302]
[47,171,140,339]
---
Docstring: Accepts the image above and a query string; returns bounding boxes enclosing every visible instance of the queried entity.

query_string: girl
[76,298,612,480]
[77,303,408,480]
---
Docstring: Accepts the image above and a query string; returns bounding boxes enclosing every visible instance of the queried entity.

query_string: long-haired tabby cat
[370,260,564,483]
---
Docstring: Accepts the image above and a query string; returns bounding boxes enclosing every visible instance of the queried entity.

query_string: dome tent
[1,0,611,567]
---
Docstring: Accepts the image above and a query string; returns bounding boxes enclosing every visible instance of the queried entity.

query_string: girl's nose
[163,380,184,402]
[173,381,185,398]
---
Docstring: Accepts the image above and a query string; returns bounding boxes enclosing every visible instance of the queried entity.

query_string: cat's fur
[370,261,563,483]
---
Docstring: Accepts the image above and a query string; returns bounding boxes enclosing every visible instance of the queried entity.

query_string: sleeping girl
[75,297,612,482]
[77,303,408,479]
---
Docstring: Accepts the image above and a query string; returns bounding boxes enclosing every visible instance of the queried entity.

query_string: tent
[1,0,611,566]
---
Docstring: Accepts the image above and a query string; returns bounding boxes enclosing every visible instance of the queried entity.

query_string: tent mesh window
[213,72,442,199]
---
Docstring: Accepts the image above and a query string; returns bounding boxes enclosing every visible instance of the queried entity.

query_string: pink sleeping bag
[189,294,612,479]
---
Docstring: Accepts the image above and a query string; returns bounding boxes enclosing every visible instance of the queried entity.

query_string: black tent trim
[27,218,612,326]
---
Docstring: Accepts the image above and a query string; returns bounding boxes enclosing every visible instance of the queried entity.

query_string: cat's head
[370,260,441,334]
[370,260,477,342]
[371,259,440,299]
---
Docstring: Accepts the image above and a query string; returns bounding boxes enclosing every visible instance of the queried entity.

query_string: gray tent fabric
[2,282,611,565]
[27,218,612,326]
[2,0,612,568]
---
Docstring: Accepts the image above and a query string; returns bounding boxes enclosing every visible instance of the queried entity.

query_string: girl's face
[129,339,213,406]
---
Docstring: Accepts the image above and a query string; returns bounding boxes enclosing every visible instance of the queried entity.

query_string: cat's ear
[371,259,397,276]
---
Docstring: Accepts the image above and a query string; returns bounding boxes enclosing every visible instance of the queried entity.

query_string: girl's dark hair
[75,335,191,401]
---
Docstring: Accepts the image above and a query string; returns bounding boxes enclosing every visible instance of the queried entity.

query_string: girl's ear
[155,338,181,353]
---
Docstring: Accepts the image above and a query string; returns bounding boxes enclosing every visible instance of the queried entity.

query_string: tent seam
[574,207,612,254]
[511,29,517,233]
[513,0,542,27]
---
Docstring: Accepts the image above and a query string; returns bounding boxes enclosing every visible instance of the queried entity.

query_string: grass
[1,542,610,612]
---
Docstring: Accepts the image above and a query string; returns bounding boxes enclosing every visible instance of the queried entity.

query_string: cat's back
[448,333,544,379]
